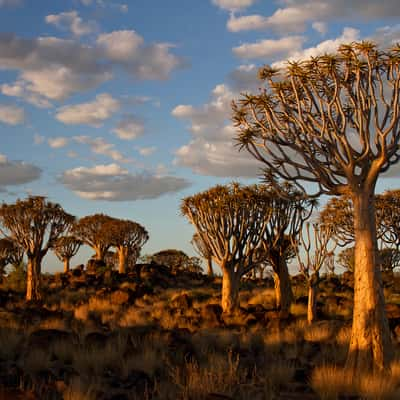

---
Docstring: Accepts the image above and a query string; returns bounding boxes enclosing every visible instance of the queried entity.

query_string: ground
[0,264,400,399]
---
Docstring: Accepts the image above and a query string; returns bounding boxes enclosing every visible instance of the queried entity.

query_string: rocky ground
[0,264,400,399]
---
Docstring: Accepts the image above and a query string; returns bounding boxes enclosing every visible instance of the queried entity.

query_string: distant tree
[234,42,400,372]
[150,249,198,273]
[181,183,273,314]
[378,189,400,250]
[257,182,315,313]
[53,236,82,273]
[109,219,149,273]
[0,237,23,278]
[293,223,337,324]
[191,233,214,276]
[337,247,355,273]
[0,196,74,301]
[73,214,116,262]
[104,250,118,270]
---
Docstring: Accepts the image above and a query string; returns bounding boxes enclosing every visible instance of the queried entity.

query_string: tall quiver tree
[0,238,23,278]
[181,183,273,314]
[191,233,214,276]
[73,214,115,262]
[258,182,315,313]
[53,236,82,273]
[109,219,149,274]
[233,42,400,373]
[0,196,74,301]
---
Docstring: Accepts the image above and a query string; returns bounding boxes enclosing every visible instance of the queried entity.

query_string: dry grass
[62,378,98,400]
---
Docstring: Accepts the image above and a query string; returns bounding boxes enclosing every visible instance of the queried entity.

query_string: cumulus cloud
[173,84,261,177]
[227,64,260,92]
[112,116,144,140]
[212,0,256,11]
[226,0,400,33]
[45,11,98,36]
[97,30,184,80]
[48,137,69,148]
[0,104,25,125]
[55,93,120,126]
[0,154,41,190]
[60,163,190,201]
[233,35,304,60]
[0,31,183,105]
[1,81,52,108]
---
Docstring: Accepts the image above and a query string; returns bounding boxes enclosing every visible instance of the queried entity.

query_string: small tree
[0,237,23,278]
[191,233,214,276]
[233,42,400,372]
[293,223,337,324]
[53,236,82,273]
[73,214,116,262]
[109,219,149,273]
[151,249,191,273]
[181,183,273,314]
[0,196,74,301]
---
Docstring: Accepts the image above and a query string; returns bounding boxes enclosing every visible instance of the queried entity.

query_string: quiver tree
[257,182,315,313]
[0,238,23,279]
[73,214,116,262]
[109,219,149,274]
[191,233,214,276]
[293,223,337,324]
[233,41,400,372]
[150,249,201,273]
[53,236,82,273]
[181,183,273,314]
[0,196,74,301]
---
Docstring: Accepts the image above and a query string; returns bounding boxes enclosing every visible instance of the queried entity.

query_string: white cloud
[97,30,184,80]
[138,146,156,156]
[45,11,98,36]
[56,93,120,126]
[48,137,69,148]
[312,21,328,35]
[173,84,260,177]
[233,36,304,60]
[112,116,144,140]
[60,163,190,201]
[0,154,41,190]
[212,0,256,11]
[1,81,52,108]
[0,31,183,105]
[0,104,25,125]
[72,136,131,163]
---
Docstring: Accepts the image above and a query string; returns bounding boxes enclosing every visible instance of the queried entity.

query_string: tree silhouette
[108,219,149,273]
[73,214,116,262]
[182,183,273,314]
[191,233,214,276]
[53,236,82,273]
[0,237,23,279]
[233,42,400,372]
[0,196,74,301]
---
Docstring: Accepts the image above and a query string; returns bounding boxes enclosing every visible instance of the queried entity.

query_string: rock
[86,259,106,274]
[171,293,192,310]
[385,303,400,319]
[110,290,131,305]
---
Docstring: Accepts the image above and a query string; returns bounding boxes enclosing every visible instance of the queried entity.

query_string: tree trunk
[26,255,42,301]
[118,246,128,274]
[63,258,70,273]
[94,247,105,261]
[221,268,240,314]
[207,257,214,277]
[307,280,318,324]
[346,190,392,374]
[272,256,293,313]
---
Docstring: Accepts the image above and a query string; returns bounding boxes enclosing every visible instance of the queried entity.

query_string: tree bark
[26,255,42,301]
[272,256,293,313]
[63,258,70,273]
[94,247,105,261]
[118,246,128,274]
[221,267,240,314]
[346,190,392,374]
[207,257,214,277]
[307,281,318,324]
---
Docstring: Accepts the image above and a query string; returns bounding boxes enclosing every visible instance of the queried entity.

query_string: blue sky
[0,0,400,272]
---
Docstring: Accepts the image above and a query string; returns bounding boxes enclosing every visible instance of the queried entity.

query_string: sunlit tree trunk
[221,266,240,314]
[63,258,70,273]
[307,274,319,324]
[26,254,42,301]
[207,257,214,277]
[94,247,105,261]
[118,246,128,274]
[272,255,293,313]
[346,191,392,373]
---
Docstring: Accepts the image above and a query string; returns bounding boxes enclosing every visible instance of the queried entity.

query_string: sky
[0,0,400,272]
